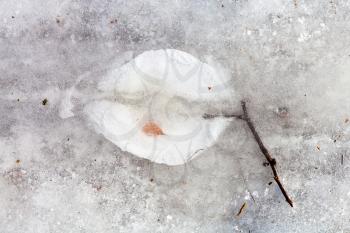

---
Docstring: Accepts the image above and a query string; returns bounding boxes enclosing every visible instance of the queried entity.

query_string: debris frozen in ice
[85,49,232,165]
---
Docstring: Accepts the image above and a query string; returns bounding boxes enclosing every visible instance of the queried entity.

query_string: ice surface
[1,0,350,232]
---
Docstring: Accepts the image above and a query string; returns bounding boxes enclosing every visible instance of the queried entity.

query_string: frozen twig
[236,202,247,217]
[240,101,293,207]
[202,113,244,120]
[203,101,293,207]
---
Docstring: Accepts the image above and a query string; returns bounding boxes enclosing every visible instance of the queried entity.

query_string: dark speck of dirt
[221,4,224,7]
[56,18,60,23]
[110,19,117,24]
[150,178,154,182]
[341,154,344,165]
[263,162,269,167]
[16,159,20,164]
[268,181,273,185]
[17,99,20,102]
[67,138,70,141]
[276,107,289,118]
[11,16,15,19]
[42,98,48,106]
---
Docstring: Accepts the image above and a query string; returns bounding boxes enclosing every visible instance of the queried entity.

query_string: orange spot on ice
[142,122,165,136]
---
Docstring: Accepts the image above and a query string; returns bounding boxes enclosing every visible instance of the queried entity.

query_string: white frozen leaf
[85,49,232,165]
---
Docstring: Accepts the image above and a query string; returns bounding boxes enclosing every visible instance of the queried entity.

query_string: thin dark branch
[202,113,244,120]
[341,154,344,165]
[202,101,293,207]
[236,202,247,217]
[241,101,293,207]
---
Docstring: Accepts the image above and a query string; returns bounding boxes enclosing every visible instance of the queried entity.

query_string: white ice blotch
[97,49,232,101]
[85,49,232,166]
[59,88,75,119]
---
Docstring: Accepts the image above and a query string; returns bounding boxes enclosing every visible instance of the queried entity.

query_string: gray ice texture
[0,0,350,232]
